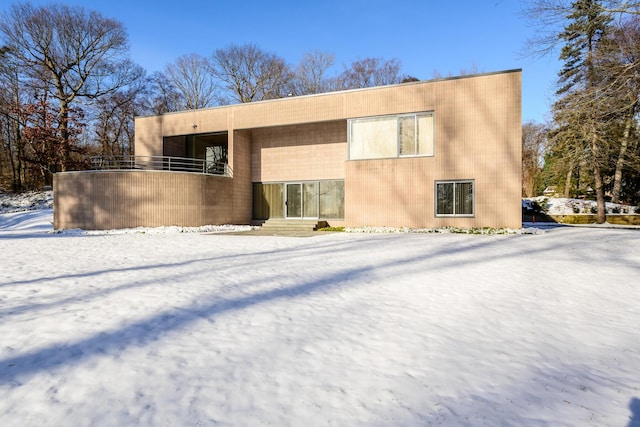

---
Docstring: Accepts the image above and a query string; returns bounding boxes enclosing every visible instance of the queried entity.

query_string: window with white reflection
[349,116,398,160]
[349,112,434,160]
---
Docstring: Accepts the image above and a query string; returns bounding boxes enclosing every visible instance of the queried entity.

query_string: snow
[0,190,53,214]
[524,196,638,215]
[1,193,640,426]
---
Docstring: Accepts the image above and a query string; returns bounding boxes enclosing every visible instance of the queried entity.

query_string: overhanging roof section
[135,69,522,136]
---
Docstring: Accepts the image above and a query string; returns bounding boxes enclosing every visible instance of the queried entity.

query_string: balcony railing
[90,155,232,176]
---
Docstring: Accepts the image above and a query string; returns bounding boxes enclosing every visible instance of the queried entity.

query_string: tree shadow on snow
[0,230,636,386]
[629,398,640,427]
[0,233,524,384]
[0,257,379,384]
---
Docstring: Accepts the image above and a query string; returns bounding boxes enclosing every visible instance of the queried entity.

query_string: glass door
[285,183,302,218]
[285,182,319,219]
[303,182,319,218]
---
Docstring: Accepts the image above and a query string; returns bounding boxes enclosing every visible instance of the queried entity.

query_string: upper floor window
[348,112,434,160]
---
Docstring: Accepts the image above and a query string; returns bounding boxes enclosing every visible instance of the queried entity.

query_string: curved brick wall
[53,171,239,230]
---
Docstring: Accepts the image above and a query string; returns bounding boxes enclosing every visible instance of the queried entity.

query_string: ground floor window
[253,183,284,220]
[319,180,344,219]
[435,180,474,216]
[253,180,344,220]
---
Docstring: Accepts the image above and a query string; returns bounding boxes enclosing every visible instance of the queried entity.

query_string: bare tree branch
[165,53,217,110]
[338,57,403,89]
[0,3,141,171]
[211,44,292,103]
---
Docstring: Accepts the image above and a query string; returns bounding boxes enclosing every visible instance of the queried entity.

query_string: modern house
[53,69,522,230]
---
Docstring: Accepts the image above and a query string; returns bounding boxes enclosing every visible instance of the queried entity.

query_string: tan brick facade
[54,171,236,230]
[251,120,347,183]
[54,70,521,230]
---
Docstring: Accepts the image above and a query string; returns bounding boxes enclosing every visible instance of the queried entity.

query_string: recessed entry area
[253,180,344,220]
[163,132,228,174]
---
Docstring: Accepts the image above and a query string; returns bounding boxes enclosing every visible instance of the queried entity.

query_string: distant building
[543,186,561,197]
[54,69,522,230]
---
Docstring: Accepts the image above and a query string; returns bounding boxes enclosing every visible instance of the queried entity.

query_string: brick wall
[54,171,236,230]
[129,70,521,229]
[251,120,347,183]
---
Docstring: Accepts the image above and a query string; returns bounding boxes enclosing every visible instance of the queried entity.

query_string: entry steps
[258,219,328,232]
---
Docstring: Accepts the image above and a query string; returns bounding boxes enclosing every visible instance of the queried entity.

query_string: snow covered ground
[1,195,640,426]
[523,196,638,215]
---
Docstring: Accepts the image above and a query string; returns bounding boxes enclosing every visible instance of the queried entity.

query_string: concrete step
[260,219,327,231]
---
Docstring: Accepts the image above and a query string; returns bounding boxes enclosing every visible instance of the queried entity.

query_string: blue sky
[18,0,562,123]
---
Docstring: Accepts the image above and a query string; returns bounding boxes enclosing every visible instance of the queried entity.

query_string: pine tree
[555,0,612,222]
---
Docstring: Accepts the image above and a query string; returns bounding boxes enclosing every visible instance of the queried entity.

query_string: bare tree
[288,50,338,96]
[15,89,88,185]
[602,0,640,14]
[93,83,147,157]
[338,57,403,89]
[431,63,482,80]
[210,43,292,103]
[165,53,217,110]
[0,3,143,172]
[145,72,182,115]
[522,0,574,58]
[0,44,24,190]
[599,16,640,202]
[522,122,548,197]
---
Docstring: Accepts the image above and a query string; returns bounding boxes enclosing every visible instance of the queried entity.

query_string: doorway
[285,182,319,219]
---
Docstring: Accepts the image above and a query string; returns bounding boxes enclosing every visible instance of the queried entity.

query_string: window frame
[435,180,475,217]
[348,115,399,160]
[348,112,434,160]
[251,180,345,220]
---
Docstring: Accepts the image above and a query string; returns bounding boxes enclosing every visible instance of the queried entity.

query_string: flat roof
[137,69,522,119]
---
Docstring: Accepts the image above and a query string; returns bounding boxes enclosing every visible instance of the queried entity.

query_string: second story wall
[251,120,347,183]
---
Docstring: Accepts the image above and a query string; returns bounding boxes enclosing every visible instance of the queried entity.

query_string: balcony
[90,155,232,176]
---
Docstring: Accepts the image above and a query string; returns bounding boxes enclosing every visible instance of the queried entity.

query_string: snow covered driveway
[1,210,639,426]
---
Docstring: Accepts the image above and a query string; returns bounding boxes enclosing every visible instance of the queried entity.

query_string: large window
[319,180,344,219]
[186,133,228,173]
[436,180,474,216]
[349,112,434,160]
[252,180,344,220]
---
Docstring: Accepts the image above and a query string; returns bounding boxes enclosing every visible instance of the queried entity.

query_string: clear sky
[12,0,562,123]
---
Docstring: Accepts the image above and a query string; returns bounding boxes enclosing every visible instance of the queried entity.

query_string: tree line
[0,2,416,191]
[6,1,640,224]
[522,0,640,222]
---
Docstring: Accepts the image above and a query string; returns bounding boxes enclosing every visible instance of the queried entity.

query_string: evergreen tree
[555,0,613,222]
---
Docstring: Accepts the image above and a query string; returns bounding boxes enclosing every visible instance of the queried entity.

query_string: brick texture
[58,70,521,230]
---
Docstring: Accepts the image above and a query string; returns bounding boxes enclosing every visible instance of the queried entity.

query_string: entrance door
[285,182,319,219]
[285,183,302,218]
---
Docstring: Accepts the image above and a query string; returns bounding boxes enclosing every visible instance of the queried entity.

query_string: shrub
[446,227,514,235]
[530,198,549,214]
[317,226,345,232]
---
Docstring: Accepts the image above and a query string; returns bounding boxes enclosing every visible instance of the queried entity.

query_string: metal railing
[90,155,232,177]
